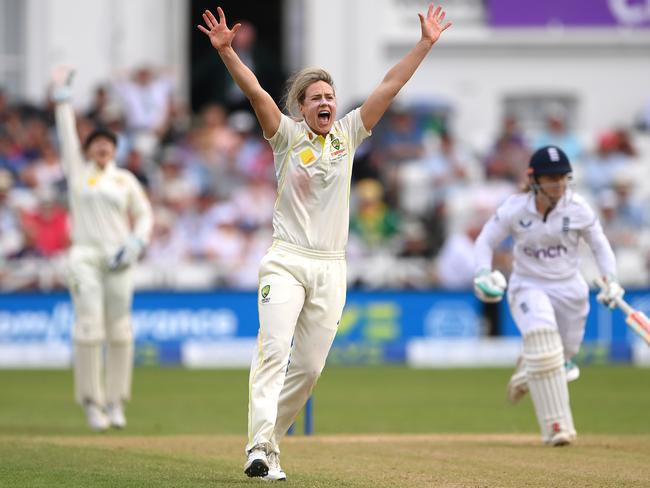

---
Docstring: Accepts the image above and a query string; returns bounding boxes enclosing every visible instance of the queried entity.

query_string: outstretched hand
[51,65,75,89]
[51,65,75,103]
[418,4,452,45]
[197,7,241,52]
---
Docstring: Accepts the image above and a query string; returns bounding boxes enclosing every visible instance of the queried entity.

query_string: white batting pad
[523,328,576,443]
[74,342,105,406]
[106,342,134,405]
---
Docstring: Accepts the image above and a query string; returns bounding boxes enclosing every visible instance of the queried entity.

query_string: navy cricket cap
[83,128,118,151]
[528,145,572,176]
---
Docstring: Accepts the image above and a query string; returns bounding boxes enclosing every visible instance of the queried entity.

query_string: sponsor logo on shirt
[299,148,316,165]
[519,219,532,228]
[523,244,568,259]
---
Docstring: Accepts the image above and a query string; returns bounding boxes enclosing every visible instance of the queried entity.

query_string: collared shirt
[266,108,371,252]
[474,190,617,280]
[55,103,153,255]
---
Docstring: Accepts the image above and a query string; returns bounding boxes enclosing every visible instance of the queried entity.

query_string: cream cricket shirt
[266,108,371,252]
[55,103,152,255]
[475,191,616,280]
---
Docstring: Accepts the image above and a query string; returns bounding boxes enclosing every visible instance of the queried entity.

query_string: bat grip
[593,276,633,315]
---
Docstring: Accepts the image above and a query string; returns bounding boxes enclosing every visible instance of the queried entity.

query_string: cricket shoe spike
[263,452,287,482]
[84,401,109,432]
[244,448,269,478]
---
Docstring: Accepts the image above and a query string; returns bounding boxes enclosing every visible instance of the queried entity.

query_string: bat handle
[593,276,633,314]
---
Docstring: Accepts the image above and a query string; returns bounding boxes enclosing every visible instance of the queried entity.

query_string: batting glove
[473,269,507,303]
[51,66,75,103]
[107,237,145,271]
[596,277,624,309]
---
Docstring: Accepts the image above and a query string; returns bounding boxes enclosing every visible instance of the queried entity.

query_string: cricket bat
[594,277,650,346]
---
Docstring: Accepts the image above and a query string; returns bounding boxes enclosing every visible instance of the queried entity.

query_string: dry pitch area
[2,433,649,487]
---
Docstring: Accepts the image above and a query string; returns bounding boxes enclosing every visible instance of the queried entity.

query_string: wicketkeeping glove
[473,269,507,303]
[51,66,75,103]
[596,277,624,309]
[107,237,145,271]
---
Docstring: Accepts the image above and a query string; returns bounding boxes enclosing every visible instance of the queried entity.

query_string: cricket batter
[198,4,451,479]
[473,145,623,446]
[52,67,153,432]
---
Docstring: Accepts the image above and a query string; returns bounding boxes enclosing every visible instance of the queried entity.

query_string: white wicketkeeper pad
[106,342,133,405]
[523,328,576,443]
[74,342,105,406]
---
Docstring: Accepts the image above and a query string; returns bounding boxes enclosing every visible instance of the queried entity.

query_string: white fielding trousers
[246,240,346,454]
[67,245,135,406]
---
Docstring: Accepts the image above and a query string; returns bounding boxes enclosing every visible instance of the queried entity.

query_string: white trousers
[507,273,589,359]
[246,240,346,454]
[67,245,134,406]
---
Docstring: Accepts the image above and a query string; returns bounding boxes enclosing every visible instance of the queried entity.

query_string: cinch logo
[523,244,568,259]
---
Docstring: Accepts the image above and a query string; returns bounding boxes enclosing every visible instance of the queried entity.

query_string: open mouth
[318,110,331,124]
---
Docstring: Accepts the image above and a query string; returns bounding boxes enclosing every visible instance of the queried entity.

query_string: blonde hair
[283,67,335,120]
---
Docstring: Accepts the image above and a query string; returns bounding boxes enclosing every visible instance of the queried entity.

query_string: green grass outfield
[0,366,648,487]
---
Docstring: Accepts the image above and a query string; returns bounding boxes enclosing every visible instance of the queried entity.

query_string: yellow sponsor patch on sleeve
[299,148,316,165]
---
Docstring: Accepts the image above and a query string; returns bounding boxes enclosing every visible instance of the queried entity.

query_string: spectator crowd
[2,69,650,291]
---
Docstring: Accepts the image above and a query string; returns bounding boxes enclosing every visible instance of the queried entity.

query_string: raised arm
[360,4,451,132]
[198,7,281,138]
[52,66,84,177]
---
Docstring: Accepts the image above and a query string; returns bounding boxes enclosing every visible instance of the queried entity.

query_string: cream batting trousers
[67,245,134,407]
[246,240,346,454]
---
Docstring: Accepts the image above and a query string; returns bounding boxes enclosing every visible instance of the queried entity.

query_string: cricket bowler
[198,3,451,479]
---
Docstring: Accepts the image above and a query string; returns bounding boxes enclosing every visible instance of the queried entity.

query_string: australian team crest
[261,285,270,303]
[329,135,346,162]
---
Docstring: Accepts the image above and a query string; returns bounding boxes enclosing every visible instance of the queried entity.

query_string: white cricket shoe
[244,448,269,478]
[565,360,580,382]
[549,431,572,447]
[84,402,109,432]
[263,452,287,482]
[106,402,127,429]
[545,421,576,447]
